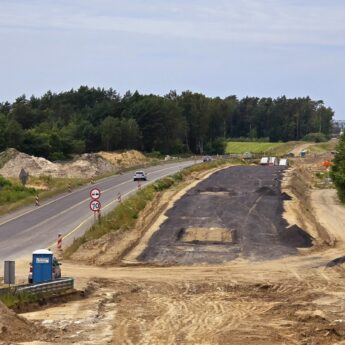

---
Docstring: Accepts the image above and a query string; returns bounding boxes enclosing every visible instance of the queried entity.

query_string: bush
[146,151,162,158]
[0,175,12,188]
[0,176,36,204]
[153,177,176,191]
[330,135,345,202]
[204,137,227,155]
[49,151,66,161]
[302,132,328,143]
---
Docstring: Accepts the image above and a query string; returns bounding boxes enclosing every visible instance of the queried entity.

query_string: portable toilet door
[32,249,53,284]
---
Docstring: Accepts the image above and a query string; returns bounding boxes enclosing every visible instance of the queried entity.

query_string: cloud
[1,0,345,46]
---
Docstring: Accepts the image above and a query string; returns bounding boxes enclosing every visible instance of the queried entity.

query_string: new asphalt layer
[139,166,312,264]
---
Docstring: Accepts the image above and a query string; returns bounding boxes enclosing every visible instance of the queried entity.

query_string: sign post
[4,261,15,288]
[90,188,102,223]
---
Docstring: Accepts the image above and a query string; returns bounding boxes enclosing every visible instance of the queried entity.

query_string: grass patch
[64,159,231,257]
[0,176,87,215]
[226,141,300,155]
[0,176,36,205]
[0,291,39,308]
[308,141,338,154]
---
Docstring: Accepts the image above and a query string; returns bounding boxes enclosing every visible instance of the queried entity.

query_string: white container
[260,157,269,165]
[279,159,288,166]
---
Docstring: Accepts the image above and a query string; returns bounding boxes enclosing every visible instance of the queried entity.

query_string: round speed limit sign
[90,200,101,211]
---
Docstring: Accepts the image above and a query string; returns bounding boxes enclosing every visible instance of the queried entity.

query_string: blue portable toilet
[32,249,53,283]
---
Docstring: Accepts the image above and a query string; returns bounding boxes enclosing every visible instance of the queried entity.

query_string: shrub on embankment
[0,175,86,215]
[331,135,345,202]
[0,176,36,204]
[0,292,38,309]
[64,159,233,257]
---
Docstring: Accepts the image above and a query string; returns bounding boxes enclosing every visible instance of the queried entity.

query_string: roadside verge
[64,160,238,264]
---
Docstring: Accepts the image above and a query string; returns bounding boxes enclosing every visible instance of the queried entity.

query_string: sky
[0,0,345,119]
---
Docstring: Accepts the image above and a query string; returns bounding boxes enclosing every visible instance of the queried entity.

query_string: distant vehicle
[279,158,288,166]
[133,171,147,181]
[242,152,253,159]
[202,156,212,162]
[28,256,61,283]
[287,152,295,157]
[260,157,269,165]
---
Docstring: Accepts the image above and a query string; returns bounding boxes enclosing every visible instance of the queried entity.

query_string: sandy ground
[5,153,345,345]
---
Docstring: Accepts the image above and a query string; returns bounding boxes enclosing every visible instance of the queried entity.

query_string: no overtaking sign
[90,188,101,200]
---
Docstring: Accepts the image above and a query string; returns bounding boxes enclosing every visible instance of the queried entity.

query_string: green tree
[0,114,7,150]
[331,134,345,202]
[5,119,24,148]
[100,116,121,150]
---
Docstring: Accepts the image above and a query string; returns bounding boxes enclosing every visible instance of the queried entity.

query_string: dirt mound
[60,153,114,178]
[326,255,345,268]
[0,149,148,179]
[0,149,59,178]
[0,301,39,343]
[282,163,334,247]
[280,224,313,248]
[98,150,147,167]
[0,148,20,168]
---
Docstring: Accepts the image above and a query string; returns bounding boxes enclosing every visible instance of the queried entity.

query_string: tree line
[0,86,334,160]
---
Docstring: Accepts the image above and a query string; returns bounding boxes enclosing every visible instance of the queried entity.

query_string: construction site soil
[5,150,345,345]
[139,166,312,264]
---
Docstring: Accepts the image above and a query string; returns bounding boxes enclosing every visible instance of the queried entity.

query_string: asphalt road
[139,165,313,264]
[0,160,197,262]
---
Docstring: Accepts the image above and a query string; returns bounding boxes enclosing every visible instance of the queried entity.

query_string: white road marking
[41,163,193,249]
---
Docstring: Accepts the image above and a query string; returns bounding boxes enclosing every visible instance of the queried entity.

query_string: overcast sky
[1,0,344,119]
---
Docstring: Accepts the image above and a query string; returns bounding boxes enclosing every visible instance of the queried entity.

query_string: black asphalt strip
[139,166,313,264]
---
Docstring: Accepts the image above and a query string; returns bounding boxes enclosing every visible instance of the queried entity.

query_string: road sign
[90,200,101,211]
[90,188,101,200]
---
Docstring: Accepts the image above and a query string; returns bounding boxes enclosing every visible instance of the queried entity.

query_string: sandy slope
[311,189,345,244]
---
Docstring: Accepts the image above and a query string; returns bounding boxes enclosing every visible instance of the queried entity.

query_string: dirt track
[8,156,345,345]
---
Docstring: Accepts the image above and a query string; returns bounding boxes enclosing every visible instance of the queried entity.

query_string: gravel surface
[139,166,312,264]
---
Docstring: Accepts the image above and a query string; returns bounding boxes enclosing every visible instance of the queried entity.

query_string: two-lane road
[0,160,197,261]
